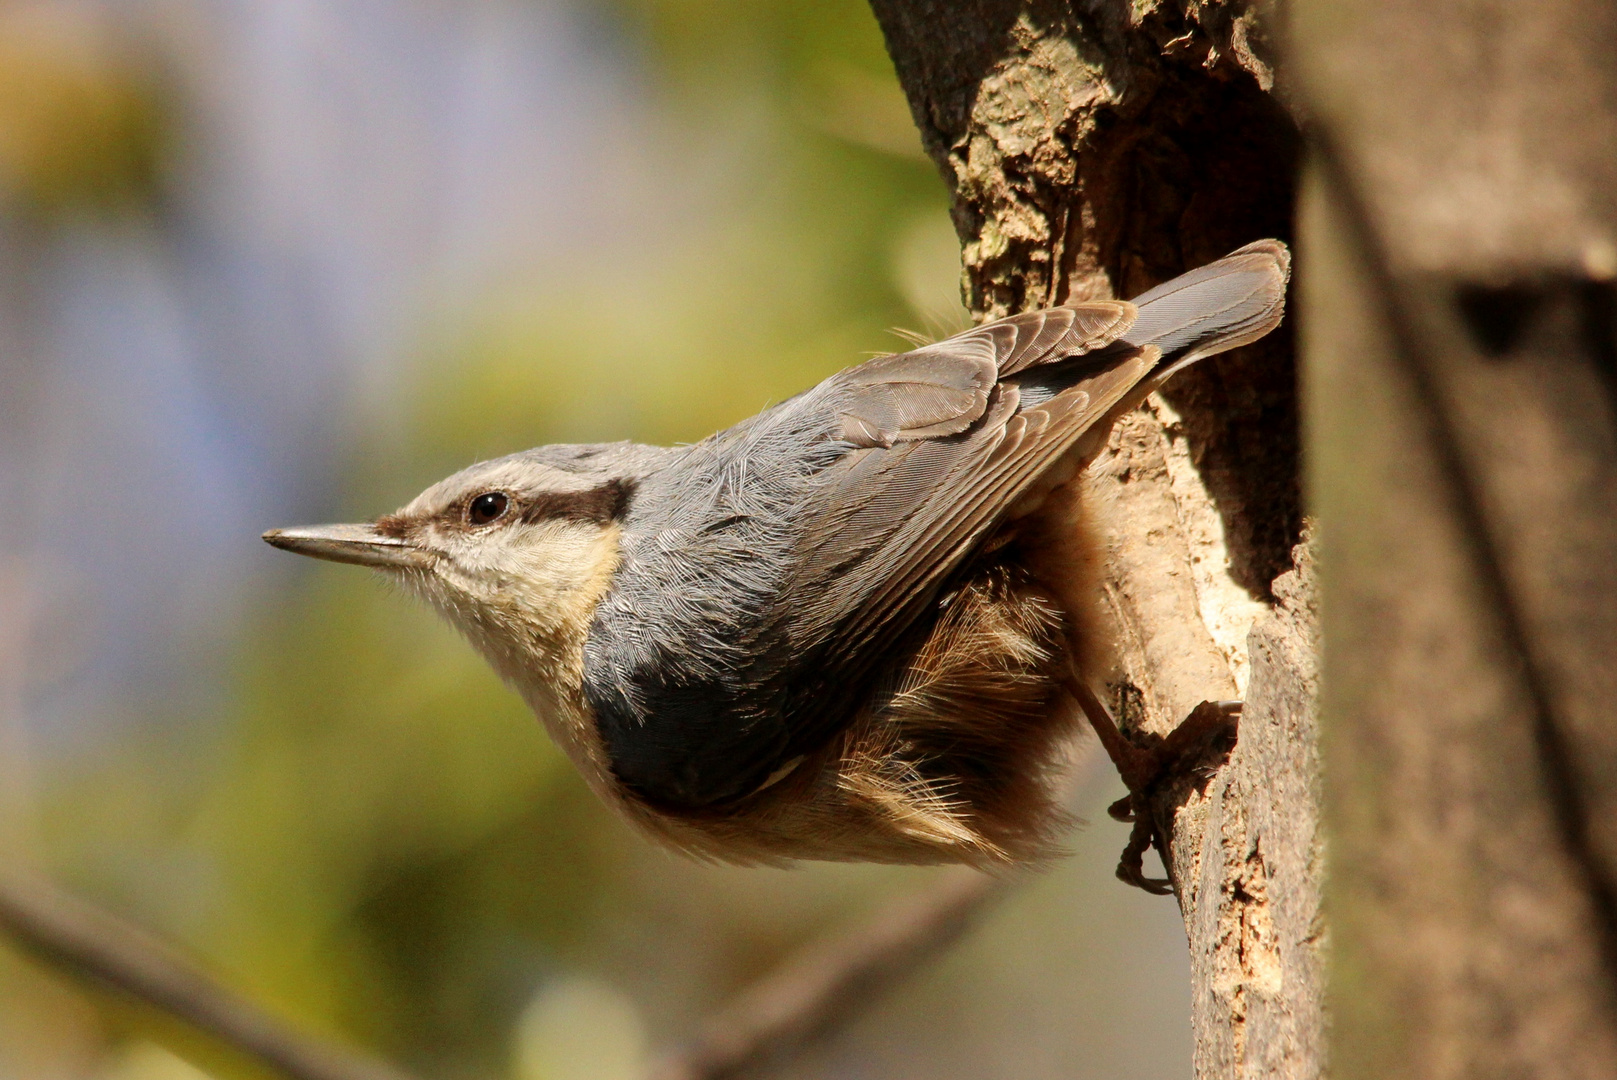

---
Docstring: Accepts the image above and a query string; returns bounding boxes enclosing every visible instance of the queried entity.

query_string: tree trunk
[868,4,1324,1078]
[1292,0,1617,1076]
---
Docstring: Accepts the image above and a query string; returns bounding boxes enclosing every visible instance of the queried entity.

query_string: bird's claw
[1072,686,1242,896]
[1116,814,1174,895]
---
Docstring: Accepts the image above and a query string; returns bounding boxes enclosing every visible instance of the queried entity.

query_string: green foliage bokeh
[16,0,967,1077]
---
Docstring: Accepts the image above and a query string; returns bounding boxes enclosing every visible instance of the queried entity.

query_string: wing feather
[789,354,1151,691]
[584,271,1266,807]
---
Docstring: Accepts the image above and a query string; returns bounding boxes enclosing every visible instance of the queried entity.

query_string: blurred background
[0,0,1192,1077]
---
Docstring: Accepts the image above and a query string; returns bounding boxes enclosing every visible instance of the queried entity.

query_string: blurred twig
[651,864,1005,1080]
[653,738,1107,1080]
[0,868,423,1080]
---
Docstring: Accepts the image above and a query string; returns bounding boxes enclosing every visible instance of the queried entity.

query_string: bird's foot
[1070,686,1241,895]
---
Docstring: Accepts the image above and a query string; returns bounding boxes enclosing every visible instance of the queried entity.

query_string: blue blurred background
[0,1,1191,1077]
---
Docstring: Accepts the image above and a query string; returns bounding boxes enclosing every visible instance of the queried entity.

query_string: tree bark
[1292,0,1617,1076]
[868,4,1323,1078]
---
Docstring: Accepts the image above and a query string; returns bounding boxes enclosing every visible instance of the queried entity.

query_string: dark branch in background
[651,865,1004,1080]
[1295,0,1617,1067]
[0,869,422,1080]
[1306,128,1617,971]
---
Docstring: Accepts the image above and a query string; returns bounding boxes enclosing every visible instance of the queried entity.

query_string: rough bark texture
[1293,0,1617,1076]
[869,4,1323,1078]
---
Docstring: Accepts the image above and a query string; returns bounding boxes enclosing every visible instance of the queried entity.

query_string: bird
[264,239,1289,874]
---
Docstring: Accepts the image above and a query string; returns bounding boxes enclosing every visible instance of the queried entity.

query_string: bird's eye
[467,492,509,525]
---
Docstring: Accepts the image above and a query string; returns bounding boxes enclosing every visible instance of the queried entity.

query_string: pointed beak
[262,524,435,570]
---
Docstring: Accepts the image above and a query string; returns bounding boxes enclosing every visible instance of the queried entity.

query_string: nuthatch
[264,240,1289,871]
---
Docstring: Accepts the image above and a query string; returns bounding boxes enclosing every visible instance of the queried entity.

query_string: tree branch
[869,3,1323,1077]
[0,869,422,1080]
[651,865,1003,1080]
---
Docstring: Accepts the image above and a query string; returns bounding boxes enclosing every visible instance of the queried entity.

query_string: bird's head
[263,445,647,693]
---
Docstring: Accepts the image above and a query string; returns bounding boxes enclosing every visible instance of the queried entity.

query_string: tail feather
[1121,239,1291,375]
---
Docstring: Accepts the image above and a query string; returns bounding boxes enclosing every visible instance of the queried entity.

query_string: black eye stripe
[377,478,635,537]
[517,479,634,527]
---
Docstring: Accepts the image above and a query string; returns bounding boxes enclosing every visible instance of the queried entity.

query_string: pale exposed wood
[1088,399,1323,1080]
[1171,539,1322,1080]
